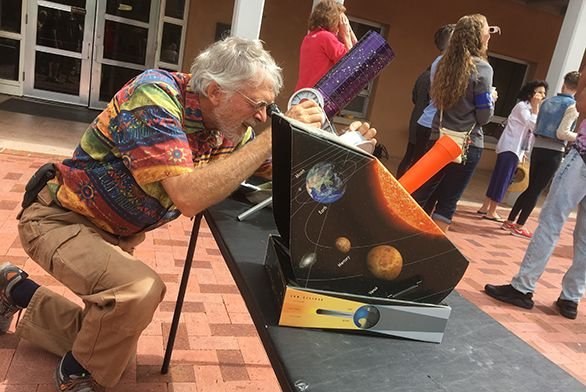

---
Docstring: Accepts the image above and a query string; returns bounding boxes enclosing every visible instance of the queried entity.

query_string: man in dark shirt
[396,24,454,178]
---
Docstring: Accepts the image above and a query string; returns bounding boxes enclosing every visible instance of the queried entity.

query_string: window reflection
[160,23,182,64]
[0,0,22,33]
[104,20,148,65]
[488,56,527,118]
[99,64,142,101]
[344,96,367,114]
[34,51,81,95]
[106,0,151,23]
[37,7,84,53]
[340,19,384,119]
[165,0,185,19]
[0,38,19,81]
[50,1,86,7]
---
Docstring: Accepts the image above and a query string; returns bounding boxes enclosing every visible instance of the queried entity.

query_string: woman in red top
[295,0,357,90]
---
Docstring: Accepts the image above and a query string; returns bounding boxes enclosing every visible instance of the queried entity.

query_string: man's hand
[285,100,324,128]
[339,121,377,152]
[347,121,377,143]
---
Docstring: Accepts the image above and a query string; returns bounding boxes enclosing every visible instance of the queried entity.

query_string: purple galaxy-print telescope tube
[314,30,395,119]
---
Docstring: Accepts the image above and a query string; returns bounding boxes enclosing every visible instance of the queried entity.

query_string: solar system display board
[265,234,451,343]
[271,114,469,306]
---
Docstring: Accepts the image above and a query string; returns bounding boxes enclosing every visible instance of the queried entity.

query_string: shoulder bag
[438,110,476,164]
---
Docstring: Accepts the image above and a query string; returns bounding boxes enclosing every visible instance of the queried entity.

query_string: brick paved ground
[449,206,586,384]
[0,149,280,391]
[0,145,583,390]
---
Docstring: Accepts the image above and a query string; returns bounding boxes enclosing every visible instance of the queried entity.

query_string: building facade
[1,0,584,168]
[0,0,189,108]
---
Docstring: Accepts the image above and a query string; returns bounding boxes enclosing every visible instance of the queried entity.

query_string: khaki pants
[17,188,166,387]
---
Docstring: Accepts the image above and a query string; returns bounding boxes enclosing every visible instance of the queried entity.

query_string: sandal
[0,262,28,333]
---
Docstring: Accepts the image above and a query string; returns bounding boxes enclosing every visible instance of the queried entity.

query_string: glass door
[0,0,26,95]
[24,0,96,105]
[89,0,159,109]
[155,0,189,71]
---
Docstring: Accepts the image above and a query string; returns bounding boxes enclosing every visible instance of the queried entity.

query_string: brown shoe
[55,354,103,391]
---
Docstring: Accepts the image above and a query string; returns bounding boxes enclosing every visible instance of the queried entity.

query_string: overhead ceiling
[517,0,569,16]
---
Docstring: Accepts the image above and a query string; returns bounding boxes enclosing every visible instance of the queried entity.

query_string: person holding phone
[295,0,357,90]
[478,80,548,221]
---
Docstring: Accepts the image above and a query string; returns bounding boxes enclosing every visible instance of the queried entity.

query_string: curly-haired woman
[295,0,357,90]
[478,80,548,221]
[412,14,497,232]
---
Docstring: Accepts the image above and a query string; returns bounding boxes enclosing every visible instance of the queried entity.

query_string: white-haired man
[0,37,376,391]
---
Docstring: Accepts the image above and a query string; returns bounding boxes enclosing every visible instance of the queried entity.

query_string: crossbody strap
[439,109,476,134]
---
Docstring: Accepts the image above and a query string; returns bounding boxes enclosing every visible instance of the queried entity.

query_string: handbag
[438,110,476,164]
[508,158,529,193]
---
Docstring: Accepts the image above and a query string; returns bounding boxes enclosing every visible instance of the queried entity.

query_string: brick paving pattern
[449,208,586,384]
[0,149,279,391]
[0,148,583,391]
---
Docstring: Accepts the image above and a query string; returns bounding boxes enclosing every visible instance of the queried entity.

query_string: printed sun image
[286,128,469,304]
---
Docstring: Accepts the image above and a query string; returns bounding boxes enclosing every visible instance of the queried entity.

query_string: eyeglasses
[488,26,501,35]
[235,90,272,112]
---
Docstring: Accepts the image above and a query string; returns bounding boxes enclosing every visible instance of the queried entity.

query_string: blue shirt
[533,93,576,140]
[417,55,442,128]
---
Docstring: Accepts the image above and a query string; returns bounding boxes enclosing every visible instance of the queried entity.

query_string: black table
[201,198,583,392]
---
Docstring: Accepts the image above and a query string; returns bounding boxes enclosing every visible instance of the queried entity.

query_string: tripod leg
[161,212,203,374]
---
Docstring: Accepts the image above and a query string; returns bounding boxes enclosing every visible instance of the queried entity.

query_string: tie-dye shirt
[573,119,586,163]
[48,70,266,236]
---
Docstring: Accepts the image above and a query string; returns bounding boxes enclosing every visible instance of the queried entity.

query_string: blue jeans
[512,149,586,303]
[413,145,483,224]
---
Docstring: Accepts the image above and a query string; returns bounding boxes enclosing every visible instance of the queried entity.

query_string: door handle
[71,6,87,15]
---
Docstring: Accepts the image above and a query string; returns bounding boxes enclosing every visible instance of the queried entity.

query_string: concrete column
[231,0,265,40]
[545,0,586,95]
